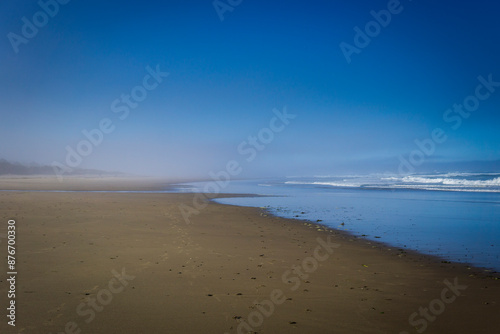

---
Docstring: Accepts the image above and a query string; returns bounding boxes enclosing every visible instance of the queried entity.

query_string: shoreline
[0,177,499,333]
[0,187,497,274]
[216,199,500,277]
[209,196,500,275]
[0,174,498,275]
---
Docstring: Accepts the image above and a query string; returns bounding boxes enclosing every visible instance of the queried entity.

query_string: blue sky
[1,0,499,178]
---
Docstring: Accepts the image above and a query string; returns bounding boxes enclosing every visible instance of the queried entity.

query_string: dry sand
[0,177,498,333]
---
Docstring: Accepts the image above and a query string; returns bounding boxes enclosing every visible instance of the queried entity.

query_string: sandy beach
[0,177,498,333]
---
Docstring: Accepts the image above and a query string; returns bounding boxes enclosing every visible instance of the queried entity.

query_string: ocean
[175,172,500,271]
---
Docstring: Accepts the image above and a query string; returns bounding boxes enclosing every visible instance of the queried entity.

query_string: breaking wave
[284,173,500,193]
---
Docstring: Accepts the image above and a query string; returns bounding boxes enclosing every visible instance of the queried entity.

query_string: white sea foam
[285,172,500,193]
[312,181,361,187]
[402,176,500,187]
[284,181,310,185]
[286,181,362,187]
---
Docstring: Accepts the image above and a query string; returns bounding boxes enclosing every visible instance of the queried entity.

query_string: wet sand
[0,177,498,333]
